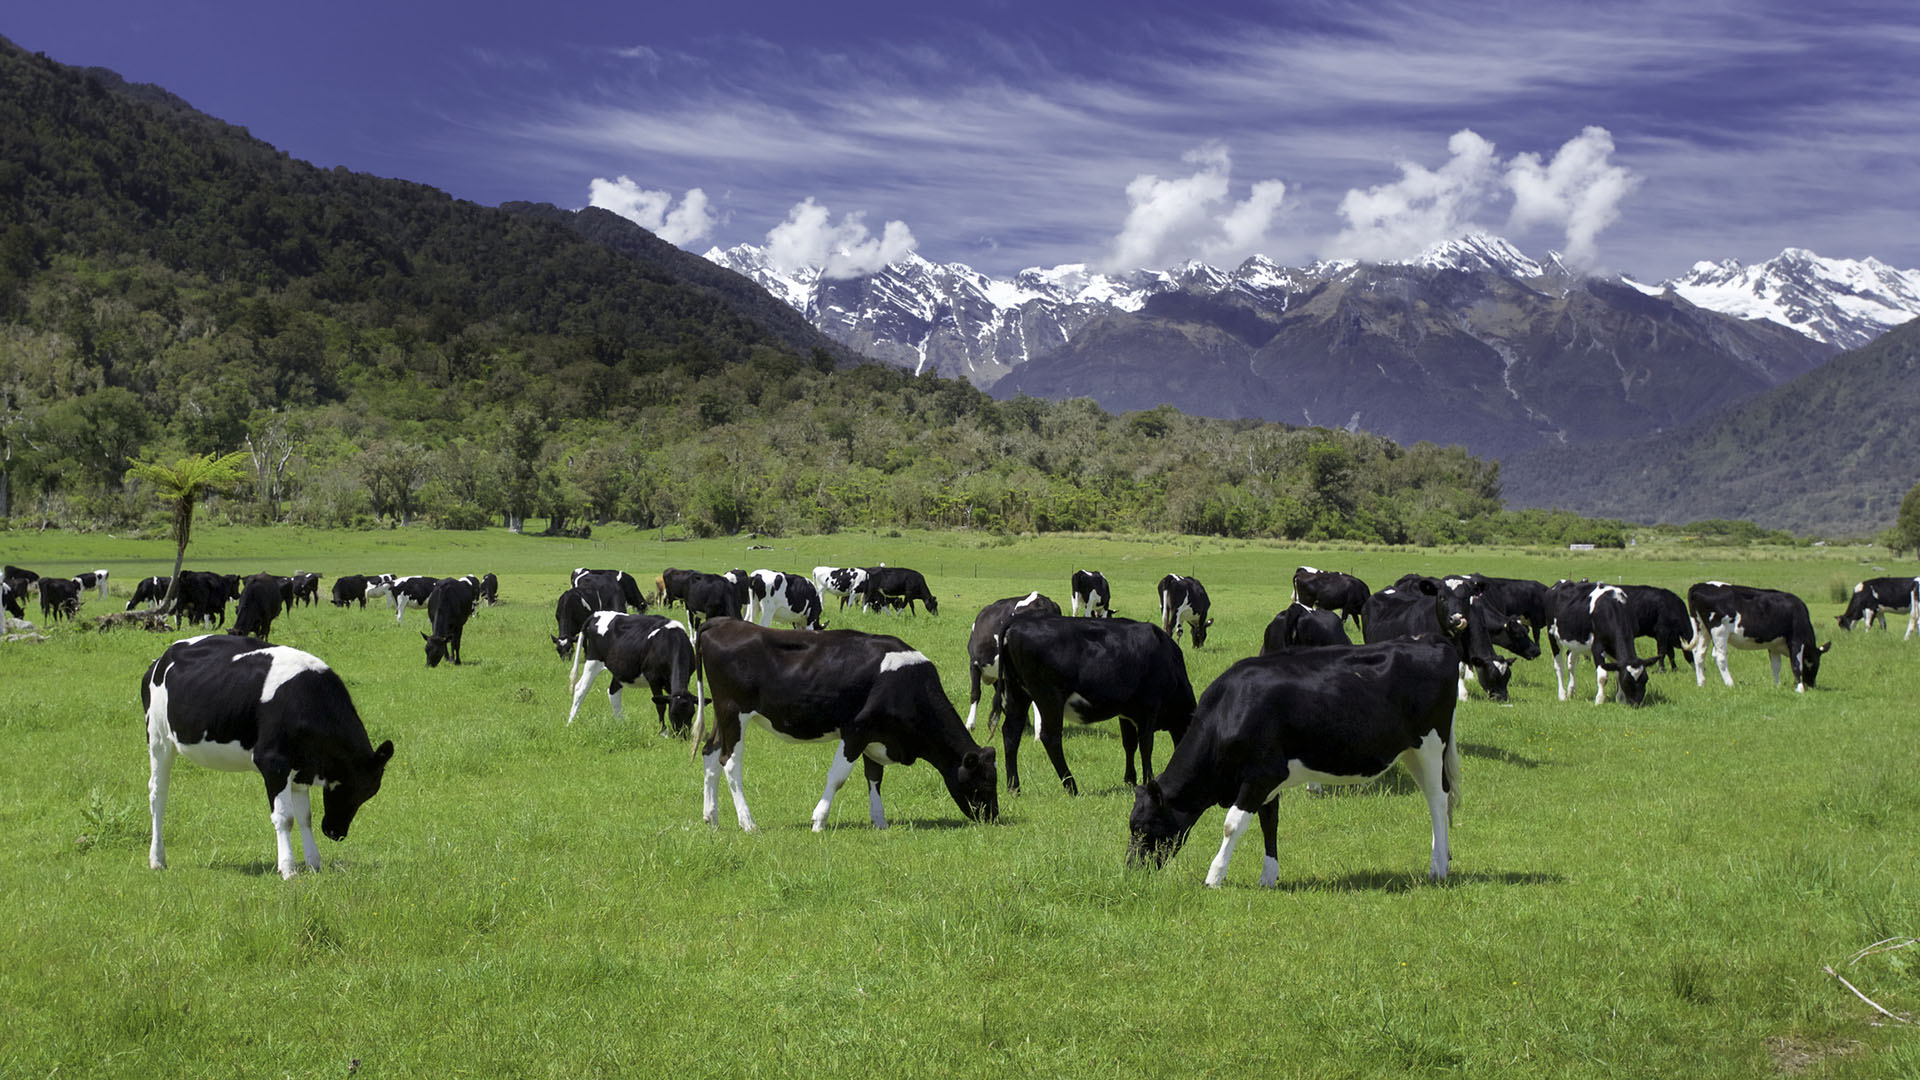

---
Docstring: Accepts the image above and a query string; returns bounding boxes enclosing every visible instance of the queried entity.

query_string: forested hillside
[0,36,1619,545]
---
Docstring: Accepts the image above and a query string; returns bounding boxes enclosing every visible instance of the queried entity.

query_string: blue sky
[10,1,1919,280]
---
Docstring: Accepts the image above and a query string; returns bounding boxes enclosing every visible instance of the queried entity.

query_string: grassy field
[4,524,1920,1077]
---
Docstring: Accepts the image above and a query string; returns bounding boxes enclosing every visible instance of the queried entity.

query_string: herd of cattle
[5,558,1916,886]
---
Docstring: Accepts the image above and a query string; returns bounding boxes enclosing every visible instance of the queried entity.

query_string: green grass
[5,525,1920,1076]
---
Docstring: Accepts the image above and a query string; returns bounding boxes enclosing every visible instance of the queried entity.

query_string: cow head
[551,634,575,658]
[1128,779,1199,869]
[320,740,394,842]
[1191,617,1214,649]
[1801,640,1832,688]
[665,691,699,736]
[423,631,452,667]
[1473,657,1515,702]
[947,745,998,823]
[1599,659,1650,706]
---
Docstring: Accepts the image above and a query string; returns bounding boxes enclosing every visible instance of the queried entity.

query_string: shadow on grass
[1270,868,1565,893]
[1460,742,1547,769]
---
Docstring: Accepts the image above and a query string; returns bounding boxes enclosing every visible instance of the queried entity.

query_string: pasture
[4,525,1919,1077]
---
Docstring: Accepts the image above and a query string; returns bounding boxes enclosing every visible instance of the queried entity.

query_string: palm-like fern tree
[124,450,252,613]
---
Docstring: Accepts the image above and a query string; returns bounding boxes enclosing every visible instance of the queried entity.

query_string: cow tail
[1680,614,1705,655]
[1443,731,1462,824]
[688,627,709,763]
[569,631,585,687]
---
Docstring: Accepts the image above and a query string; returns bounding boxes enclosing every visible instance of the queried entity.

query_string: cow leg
[1550,640,1571,701]
[1001,689,1030,794]
[1257,799,1280,888]
[703,716,755,832]
[1456,662,1470,703]
[1711,626,1735,687]
[1769,651,1784,687]
[811,740,863,831]
[1205,803,1261,888]
[1593,660,1609,706]
[1040,716,1077,795]
[1399,732,1453,880]
[1120,717,1141,786]
[566,659,606,724]
[608,680,626,721]
[865,757,887,830]
[265,773,317,879]
[147,733,175,871]
[1908,600,1918,641]
[965,663,983,732]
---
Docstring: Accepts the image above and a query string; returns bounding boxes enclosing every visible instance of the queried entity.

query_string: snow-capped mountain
[706,236,1920,390]
[1627,249,1920,351]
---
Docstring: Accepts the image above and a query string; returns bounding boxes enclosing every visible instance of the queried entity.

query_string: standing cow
[1290,567,1370,628]
[423,577,477,667]
[692,618,999,832]
[1157,574,1212,648]
[564,612,701,733]
[962,592,1062,732]
[994,616,1195,795]
[1069,570,1112,619]
[1128,638,1460,887]
[1836,576,1919,637]
[1687,581,1829,693]
[143,635,394,879]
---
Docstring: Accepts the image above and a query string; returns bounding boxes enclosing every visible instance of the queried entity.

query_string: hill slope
[1499,317,1920,535]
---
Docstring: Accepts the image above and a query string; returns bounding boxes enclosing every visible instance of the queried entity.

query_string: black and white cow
[812,566,869,611]
[1260,602,1352,653]
[126,575,173,611]
[289,572,322,607]
[423,577,477,667]
[1290,567,1370,628]
[573,568,646,612]
[2,568,36,619]
[1362,578,1522,702]
[994,615,1196,795]
[564,612,701,733]
[1069,569,1112,619]
[1444,574,1548,649]
[232,574,285,640]
[858,566,939,615]
[72,568,110,602]
[963,592,1063,732]
[1611,584,1693,670]
[692,618,999,832]
[1157,574,1213,648]
[388,575,439,623]
[1127,638,1460,887]
[748,570,826,630]
[684,572,747,628]
[362,573,398,606]
[143,635,394,879]
[39,577,83,621]
[1686,581,1830,693]
[329,575,364,608]
[1546,583,1650,706]
[171,570,242,627]
[551,579,629,661]
[1836,576,1919,638]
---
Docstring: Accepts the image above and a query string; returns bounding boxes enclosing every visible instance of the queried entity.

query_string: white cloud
[1324,127,1642,265]
[586,177,717,247]
[1505,126,1641,268]
[765,198,917,279]
[1326,129,1500,262]
[1105,145,1290,270]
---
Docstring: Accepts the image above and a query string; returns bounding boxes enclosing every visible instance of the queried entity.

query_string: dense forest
[0,37,1664,547]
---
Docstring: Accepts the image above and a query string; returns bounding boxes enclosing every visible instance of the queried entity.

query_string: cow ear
[420,631,429,641]
[1145,778,1164,803]
[1818,641,1832,654]
[373,740,394,766]
[1417,579,1439,596]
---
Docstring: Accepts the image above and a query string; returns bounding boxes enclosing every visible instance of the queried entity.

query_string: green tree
[1890,482,1920,558]
[124,450,252,612]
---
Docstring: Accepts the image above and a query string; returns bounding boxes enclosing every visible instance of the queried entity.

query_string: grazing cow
[1444,574,1548,649]
[171,570,242,627]
[684,573,747,628]
[749,570,826,630]
[289,572,322,607]
[362,573,398,604]
[1836,576,1920,637]
[72,568,110,601]
[1157,574,1213,648]
[478,572,499,606]
[1363,577,1528,701]
[963,592,1063,732]
[1686,582,1830,693]
[1127,638,1460,887]
[331,574,372,608]
[1290,567,1370,628]
[564,612,701,733]
[232,574,285,640]
[142,635,394,879]
[3,569,36,619]
[1617,584,1693,670]
[692,618,999,832]
[1260,602,1352,653]
[3,563,40,586]
[386,576,440,622]
[573,568,646,612]
[858,566,939,615]
[812,566,869,611]
[1546,584,1650,706]
[423,577,477,667]
[1069,569,1112,618]
[994,616,1196,795]
[39,577,83,621]
[127,575,173,611]
[551,578,628,662]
